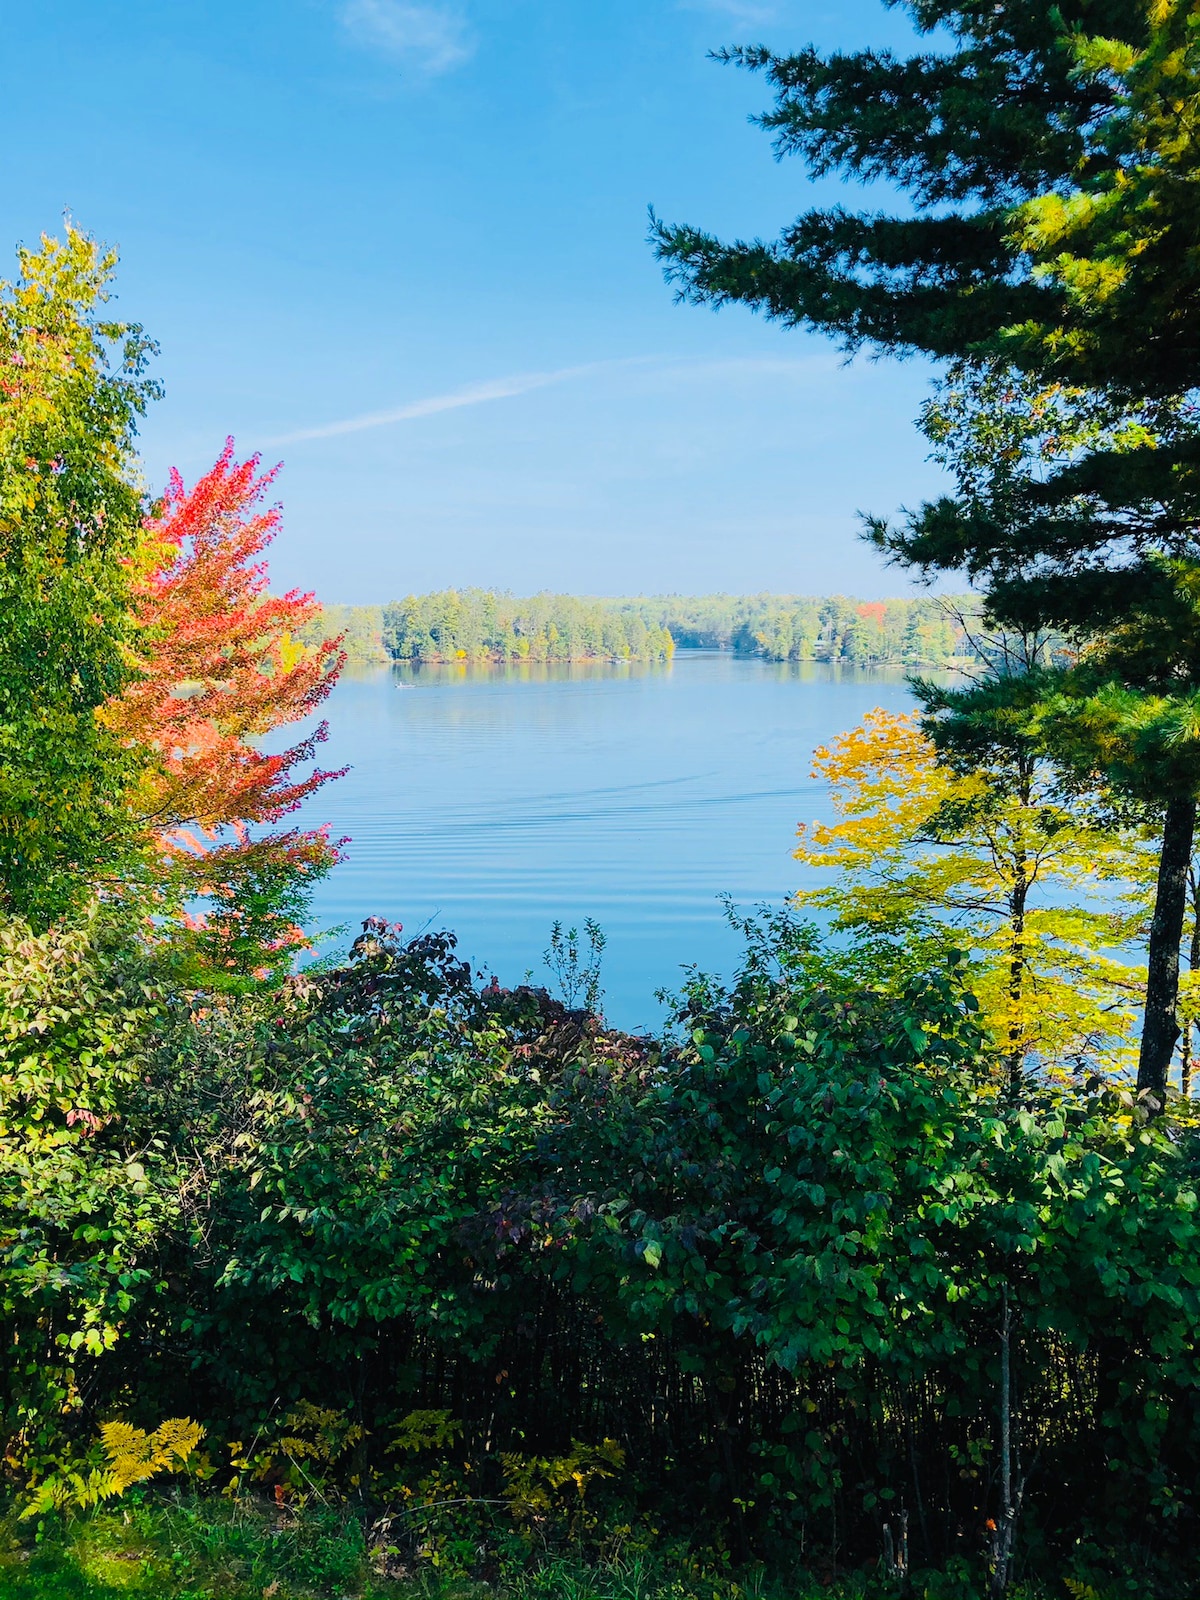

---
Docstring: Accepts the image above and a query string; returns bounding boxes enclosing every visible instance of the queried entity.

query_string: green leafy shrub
[0,912,176,1465]
[6,913,1200,1592]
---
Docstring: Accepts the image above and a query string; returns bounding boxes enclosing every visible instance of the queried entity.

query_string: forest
[305,591,971,667]
[5,6,1200,1600]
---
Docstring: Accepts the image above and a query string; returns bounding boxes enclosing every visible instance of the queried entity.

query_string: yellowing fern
[225,1401,367,1503]
[100,1416,205,1489]
[277,1402,365,1465]
[21,1417,205,1520]
[501,1438,625,1526]
[388,1409,463,1454]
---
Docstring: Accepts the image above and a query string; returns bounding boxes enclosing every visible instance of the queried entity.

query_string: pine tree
[653,0,1200,1100]
[873,363,1200,1099]
[653,2,1197,393]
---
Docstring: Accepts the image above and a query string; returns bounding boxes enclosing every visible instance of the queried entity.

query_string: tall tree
[0,229,159,924]
[1029,558,1200,1099]
[652,0,1200,1101]
[105,442,346,984]
[872,362,1200,1099]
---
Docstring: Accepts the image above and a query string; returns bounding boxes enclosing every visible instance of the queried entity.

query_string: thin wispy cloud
[339,0,474,74]
[664,354,834,380]
[266,354,829,446]
[267,361,641,445]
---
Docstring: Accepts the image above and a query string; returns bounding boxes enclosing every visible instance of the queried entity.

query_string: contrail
[266,358,651,445]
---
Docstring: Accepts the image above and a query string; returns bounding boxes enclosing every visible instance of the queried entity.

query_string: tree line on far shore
[302,589,974,666]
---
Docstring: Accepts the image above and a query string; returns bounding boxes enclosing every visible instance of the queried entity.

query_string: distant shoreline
[301,589,979,671]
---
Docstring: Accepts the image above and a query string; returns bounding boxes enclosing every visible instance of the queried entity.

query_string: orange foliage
[105,441,346,972]
[856,601,887,626]
[111,439,345,837]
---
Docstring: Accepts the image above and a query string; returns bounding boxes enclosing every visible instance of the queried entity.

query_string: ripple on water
[295,652,922,1029]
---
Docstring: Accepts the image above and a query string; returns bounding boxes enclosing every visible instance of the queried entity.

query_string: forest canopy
[303,590,974,667]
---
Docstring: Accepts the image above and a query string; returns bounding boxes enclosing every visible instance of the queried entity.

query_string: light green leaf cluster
[0,229,160,924]
[794,710,1154,1075]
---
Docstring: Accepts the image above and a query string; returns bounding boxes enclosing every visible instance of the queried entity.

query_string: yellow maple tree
[794,709,1152,1080]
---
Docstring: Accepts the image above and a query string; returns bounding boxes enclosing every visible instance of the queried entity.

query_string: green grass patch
[0,1497,386,1600]
[0,1497,1133,1600]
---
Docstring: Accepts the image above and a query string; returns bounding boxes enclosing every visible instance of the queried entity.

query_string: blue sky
[2,0,948,600]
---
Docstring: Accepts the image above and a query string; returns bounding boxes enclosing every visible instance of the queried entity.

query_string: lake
[299,651,921,1031]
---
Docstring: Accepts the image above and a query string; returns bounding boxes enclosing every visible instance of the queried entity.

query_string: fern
[21,1418,204,1520]
[225,1402,366,1503]
[388,1409,463,1454]
[501,1438,625,1528]
[278,1403,365,1465]
[102,1416,204,1489]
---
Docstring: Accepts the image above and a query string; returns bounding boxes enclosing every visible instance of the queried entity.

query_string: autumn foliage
[106,440,346,979]
[794,708,1151,1077]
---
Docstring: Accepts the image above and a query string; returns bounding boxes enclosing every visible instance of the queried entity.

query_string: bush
[0,912,176,1465]
[4,913,1200,1592]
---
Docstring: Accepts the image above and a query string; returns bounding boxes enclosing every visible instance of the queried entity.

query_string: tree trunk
[1179,867,1200,1100]
[1137,798,1197,1105]
[988,1288,1024,1598]
[1007,871,1028,1093]
[1005,761,1032,1093]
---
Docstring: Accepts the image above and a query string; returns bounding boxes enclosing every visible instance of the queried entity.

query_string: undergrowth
[0,1493,1138,1600]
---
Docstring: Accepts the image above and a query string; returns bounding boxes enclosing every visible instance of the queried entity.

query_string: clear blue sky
[2,0,948,601]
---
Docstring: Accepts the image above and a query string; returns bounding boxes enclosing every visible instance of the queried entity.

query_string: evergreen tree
[875,364,1200,1099]
[653,0,1200,1101]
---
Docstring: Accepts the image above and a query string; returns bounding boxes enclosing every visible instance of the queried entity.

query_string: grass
[0,1496,385,1600]
[0,1495,1142,1600]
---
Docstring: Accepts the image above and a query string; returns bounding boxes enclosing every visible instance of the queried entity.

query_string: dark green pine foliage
[653,2,1195,392]
[875,365,1200,1100]
[654,0,1200,1100]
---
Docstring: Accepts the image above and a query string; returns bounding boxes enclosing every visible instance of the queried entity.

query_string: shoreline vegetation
[299,590,977,668]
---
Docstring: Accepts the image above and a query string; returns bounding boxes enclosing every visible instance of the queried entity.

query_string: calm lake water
[298,652,920,1031]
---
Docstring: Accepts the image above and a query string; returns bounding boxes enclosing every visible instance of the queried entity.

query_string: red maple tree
[107,440,346,980]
